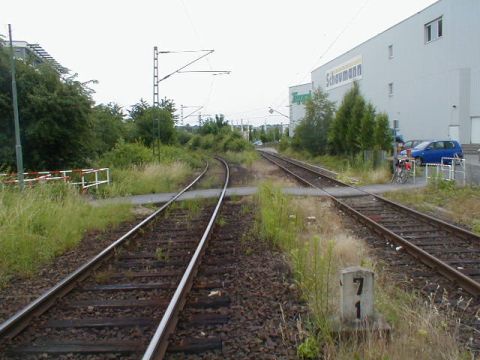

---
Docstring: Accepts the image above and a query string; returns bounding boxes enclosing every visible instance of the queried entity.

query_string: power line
[271,0,371,110]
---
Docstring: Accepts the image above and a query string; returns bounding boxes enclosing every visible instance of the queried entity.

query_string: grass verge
[97,162,194,197]
[280,148,391,185]
[255,182,468,359]
[222,150,259,167]
[384,182,480,234]
[96,143,206,198]
[0,184,133,286]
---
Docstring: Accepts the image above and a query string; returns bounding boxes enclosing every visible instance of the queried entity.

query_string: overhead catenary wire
[270,0,371,110]
[179,0,217,112]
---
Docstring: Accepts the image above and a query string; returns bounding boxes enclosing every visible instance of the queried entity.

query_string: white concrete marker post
[340,266,374,322]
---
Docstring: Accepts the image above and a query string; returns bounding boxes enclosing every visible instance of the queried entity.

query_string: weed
[255,182,468,358]
[0,184,133,284]
[217,216,227,227]
[297,336,320,359]
[155,247,169,261]
[240,203,252,215]
[245,247,253,256]
[94,269,113,283]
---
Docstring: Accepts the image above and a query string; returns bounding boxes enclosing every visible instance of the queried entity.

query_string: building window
[388,82,394,96]
[425,17,443,43]
[388,45,393,58]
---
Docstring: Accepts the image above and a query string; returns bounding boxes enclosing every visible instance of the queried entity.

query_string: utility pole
[180,105,184,126]
[8,24,24,190]
[153,46,160,157]
[152,47,229,148]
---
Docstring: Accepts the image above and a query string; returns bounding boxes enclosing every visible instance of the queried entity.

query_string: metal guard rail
[0,163,210,341]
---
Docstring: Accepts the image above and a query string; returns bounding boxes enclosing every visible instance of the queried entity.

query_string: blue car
[401,140,463,165]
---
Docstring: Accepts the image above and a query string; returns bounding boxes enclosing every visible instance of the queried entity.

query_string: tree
[134,107,176,146]
[374,112,393,151]
[328,82,360,155]
[0,49,93,170]
[346,95,365,156]
[90,103,126,156]
[293,88,335,155]
[160,97,177,121]
[199,114,229,135]
[128,99,150,121]
[359,102,376,151]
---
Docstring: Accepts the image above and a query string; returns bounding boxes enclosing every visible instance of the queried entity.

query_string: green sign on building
[292,91,312,105]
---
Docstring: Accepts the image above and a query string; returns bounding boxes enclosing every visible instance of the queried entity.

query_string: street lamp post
[268,107,289,119]
[268,107,289,142]
[8,24,24,190]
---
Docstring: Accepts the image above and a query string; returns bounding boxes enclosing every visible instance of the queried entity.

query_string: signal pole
[8,24,24,190]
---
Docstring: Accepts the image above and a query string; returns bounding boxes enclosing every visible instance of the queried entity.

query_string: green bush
[188,134,202,150]
[278,136,291,152]
[99,141,153,168]
[177,130,193,145]
[225,137,247,152]
[187,130,252,153]
[200,134,215,149]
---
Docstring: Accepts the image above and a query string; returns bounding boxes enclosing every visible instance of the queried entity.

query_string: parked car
[253,140,263,146]
[400,140,463,165]
[402,139,425,151]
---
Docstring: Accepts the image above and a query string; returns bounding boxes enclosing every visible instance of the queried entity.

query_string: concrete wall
[309,0,480,144]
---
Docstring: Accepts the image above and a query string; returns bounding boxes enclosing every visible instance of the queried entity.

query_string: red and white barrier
[0,168,110,191]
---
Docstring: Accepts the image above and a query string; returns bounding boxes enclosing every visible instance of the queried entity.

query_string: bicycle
[392,157,411,184]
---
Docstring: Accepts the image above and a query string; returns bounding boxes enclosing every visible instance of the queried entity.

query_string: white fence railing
[425,157,466,185]
[0,168,110,191]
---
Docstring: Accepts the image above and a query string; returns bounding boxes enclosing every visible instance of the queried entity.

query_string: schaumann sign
[325,55,363,90]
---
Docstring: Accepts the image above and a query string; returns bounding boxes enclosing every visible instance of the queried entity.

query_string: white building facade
[291,0,480,145]
[288,82,312,136]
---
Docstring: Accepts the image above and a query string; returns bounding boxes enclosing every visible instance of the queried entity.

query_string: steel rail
[142,156,230,360]
[260,150,480,296]
[262,150,480,240]
[0,163,210,342]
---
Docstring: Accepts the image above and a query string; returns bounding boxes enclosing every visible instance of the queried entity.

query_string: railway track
[260,150,480,298]
[262,150,480,349]
[0,158,229,359]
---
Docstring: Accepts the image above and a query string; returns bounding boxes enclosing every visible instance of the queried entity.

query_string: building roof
[0,39,69,74]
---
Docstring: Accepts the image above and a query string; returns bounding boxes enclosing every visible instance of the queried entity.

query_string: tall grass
[97,162,192,197]
[222,150,259,167]
[255,183,468,359]
[0,184,133,285]
[95,142,205,198]
[281,148,391,185]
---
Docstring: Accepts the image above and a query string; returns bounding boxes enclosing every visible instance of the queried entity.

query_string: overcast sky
[3,0,437,126]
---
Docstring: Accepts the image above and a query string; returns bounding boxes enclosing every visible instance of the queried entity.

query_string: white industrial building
[288,82,312,136]
[290,0,480,146]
